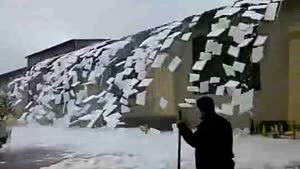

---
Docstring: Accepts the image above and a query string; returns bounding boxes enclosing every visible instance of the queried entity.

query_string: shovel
[177,110,182,169]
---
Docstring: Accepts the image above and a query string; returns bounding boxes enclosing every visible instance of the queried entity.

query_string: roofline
[25,39,109,59]
[0,67,27,79]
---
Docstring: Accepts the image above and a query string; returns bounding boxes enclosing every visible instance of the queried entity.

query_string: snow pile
[8,126,195,169]
[5,126,300,169]
[7,0,283,128]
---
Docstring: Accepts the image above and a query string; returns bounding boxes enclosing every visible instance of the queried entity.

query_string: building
[26,39,108,67]
[7,0,300,130]
[0,39,108,91]
[25,39,108,102]
[0,67,27,116]
[252,0,300,127]
[0,67,27,95]
[0,39,108,117]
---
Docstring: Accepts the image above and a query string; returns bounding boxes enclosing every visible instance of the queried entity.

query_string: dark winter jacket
[178,113,235,169]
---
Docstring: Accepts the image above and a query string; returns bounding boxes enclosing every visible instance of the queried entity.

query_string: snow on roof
[8,0,283,128]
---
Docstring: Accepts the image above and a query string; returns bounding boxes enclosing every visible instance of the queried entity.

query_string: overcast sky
[0,0,232,74]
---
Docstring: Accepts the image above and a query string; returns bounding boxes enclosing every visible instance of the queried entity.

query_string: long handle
[177,110,182,169]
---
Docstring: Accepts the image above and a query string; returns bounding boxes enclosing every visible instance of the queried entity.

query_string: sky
[0,0,232,74]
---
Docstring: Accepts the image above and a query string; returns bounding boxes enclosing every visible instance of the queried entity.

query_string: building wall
[122,38,196,129]
[289,39,300,123]
[27,42,75,67]
[74,40,105,50]
[288,17,300,124]
[27,39,107,67]
[0,68,27,117]
[0,78,11,95]
[252,1,292,123]
[0,68,27,95]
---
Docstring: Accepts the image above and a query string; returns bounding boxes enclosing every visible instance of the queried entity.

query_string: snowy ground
[2,126,300,169]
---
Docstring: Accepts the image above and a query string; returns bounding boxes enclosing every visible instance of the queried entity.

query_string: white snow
[189,73,200,82]
[4,126,300,169]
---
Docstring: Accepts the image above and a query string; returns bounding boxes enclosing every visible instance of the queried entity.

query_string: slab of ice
[215,7,241,18]
[242,10,265,20]
[233,61,246,73]
[228,46,240,58]
[199,52,212,61]
[87,110,104,128]
[55,94,62,105]
[240,89,254,113]
[82,95,97,104]
[264,3,279,21]
[238,38,254,47]
[254,36,268,46]
[210,77,221,83]
[212,17,231,30]
[137,71,147,80]
[207,28,226,37]
[138,78,153,87]
[251,46,264,63]
[181,32,192,41]
[182,98,196,104]
[225,80,240,88]
[229,26,246,44]
[168,56,182,72]
[160,37,175,51]
[121,105,130,113]
[192,60,207,71]
[136,91,147,106]
[221,104,234,116]
[151,53,168,68]
[123,68,134,75]
[205,40,223,55]
[200,81,209,93]
[189,73,200,82]
[223,64,236,77]
[160,97,168,109]
[187,86,200,92]
[63,92,70,102]
[191,15,201,22]
[178,103,193,108]
[248,4,268,10]
[232,88,242,106]
[216,85,225,96]
[120,97,128,105]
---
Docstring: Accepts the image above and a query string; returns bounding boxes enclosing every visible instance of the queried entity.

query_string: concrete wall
[253,0,300,124]
[74,40,105,50]
[289,39,300,123]
[27,41,75,67]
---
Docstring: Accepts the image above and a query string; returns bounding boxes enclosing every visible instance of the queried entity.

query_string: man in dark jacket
[177,97,235,169]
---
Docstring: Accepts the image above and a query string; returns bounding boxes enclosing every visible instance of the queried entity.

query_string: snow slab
[3,126,300,169]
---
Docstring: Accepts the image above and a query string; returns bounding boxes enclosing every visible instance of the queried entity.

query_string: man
[177,97,235,169]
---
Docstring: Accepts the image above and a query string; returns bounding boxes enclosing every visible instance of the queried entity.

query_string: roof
[25,39,109,59]
[0,67,27,79]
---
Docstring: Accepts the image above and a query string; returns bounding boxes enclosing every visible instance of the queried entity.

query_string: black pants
[196,159,235,169]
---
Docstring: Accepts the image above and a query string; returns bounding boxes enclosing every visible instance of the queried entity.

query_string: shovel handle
[177,110,182,169]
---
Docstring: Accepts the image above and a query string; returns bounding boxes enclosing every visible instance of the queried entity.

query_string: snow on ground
[5,126,300,169]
